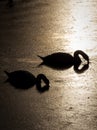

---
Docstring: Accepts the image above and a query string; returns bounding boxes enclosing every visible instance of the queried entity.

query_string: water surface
[0,0,97,130]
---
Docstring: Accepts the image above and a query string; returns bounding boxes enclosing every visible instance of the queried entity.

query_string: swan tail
[37,55,44,60]
[37,55,45,67]
[4,78,9,83]
[4,71,10,83]
[4,71,9,76]
[37,62,44,68]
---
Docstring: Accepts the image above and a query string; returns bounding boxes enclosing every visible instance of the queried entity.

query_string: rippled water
[0,0,97,130]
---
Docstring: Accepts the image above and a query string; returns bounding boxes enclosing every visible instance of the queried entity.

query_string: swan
[4,70,50,92]
[4,70,36,89]
[38,50,89,71]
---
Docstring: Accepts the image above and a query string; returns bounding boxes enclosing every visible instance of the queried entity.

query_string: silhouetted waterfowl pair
[38,50,89,73]
[4,70,50,93]
[4,50,89,91]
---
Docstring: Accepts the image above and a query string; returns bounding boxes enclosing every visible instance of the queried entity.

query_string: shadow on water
[4,70,50,93]
[38,50,89,74]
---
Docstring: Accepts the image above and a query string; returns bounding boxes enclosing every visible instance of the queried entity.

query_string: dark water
[0,0,97,130]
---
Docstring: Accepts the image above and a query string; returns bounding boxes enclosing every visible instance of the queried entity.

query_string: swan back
[38,52,74,70]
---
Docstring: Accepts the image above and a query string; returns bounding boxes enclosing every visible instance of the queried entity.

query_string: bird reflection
[4,70,50,93]
[38,50,89,73]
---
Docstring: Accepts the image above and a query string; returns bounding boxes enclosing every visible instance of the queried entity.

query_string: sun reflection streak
[51,0,97,56]
[56,1,97,116]
[69,1,97,52]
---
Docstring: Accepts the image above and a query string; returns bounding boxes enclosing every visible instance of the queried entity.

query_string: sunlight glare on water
[70,1,97,52]
[0,0,97,130]
[54,1,97,120]
[55,0,97,55]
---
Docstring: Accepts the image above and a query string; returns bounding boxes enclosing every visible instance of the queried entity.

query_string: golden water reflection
[0,0,97,129]
[51,1,97,125]
[52,0,97,54]
[69,1,97,52]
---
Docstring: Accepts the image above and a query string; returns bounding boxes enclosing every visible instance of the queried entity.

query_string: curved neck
[74,50,89,63]
[74,50,83,57]
[74,50,82,65]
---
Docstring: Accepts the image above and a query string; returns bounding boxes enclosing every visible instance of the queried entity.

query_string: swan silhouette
[38,50,89,73]
[4,70,50,92]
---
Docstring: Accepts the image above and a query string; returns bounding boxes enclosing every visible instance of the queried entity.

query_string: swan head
[73,50,89,66]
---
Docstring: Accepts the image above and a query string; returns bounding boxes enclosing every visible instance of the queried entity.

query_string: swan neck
[74,51,81,65]
[74,51,80,57]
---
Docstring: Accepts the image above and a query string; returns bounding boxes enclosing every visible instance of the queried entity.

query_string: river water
[0,0,97,130]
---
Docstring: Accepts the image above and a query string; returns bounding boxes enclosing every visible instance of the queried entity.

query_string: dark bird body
[4,70,50,92]
[4,70,36,89]
[38,52,74,69]
[38,50,89,71]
